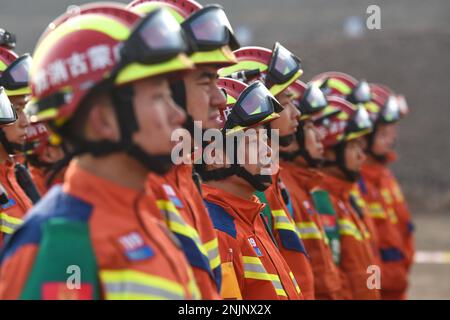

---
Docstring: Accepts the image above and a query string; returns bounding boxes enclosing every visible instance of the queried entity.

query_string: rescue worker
[312,95,381,300]
[313,71,411,299]
[0,4,201,300]
[127,0,240,299]
[359,83,413,299]
[311,71,382,261]
[23,121,64,195]
[0,46,35,242]
[199,78,302,300]
[278,80,349,299]
[218,44,315,299]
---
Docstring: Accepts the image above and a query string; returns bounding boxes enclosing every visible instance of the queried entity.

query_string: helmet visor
[0,54,32,90]
[381,95,401,123]
[0,88,17,125]
[120,8,189,65]
[352,80,372,103]
[346,105,372,137]
[225,81,283,130]
[0,29,16,49]
[267,42,302,85]
[298,83,328,115]
[182,5,240,51]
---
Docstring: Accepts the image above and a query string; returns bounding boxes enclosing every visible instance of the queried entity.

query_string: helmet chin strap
[195,140,272,192]
[279,124,322,167]
[366,129,389,163]
[278,134,295,147]
[0,129,23,155]
[322,142,360,182]
[47,84,175,184]
[334,142,361,182]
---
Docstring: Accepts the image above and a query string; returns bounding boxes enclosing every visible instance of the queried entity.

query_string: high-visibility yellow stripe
[387,208,398,225]
[296,222,323,240]
[0,225,14,234]
[338,219,363,241]
[204,238,221,270]
[0,212,23,225]
[204,238,218,252]
[275,288,287,297]
[367,203,386,219]
[243,256,263,265]
[327,78,352,95]
[0,213,23,235]
[100,270,187,300]
[157,200,208,257]
[104,292,174,300]
[270,70,303,96]
[187,267,202,300]
[290,272,301,294]
[381,189,394,205]
[274,222,296,231]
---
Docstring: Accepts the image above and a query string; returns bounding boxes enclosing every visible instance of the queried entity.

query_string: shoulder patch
[204,200,237,239]
[311,189,336,215]
[0,186,93,262]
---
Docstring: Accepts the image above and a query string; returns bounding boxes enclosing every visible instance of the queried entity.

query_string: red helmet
[0,46,32,97]
[365,83,401,124]
[396,94,410,118]
[311,71,372,104]
[217,77,281,135]
[218,42,303,96]
[128,0,238,67]
[314,96,373,149]
[24,122,50,156]
[28,3,193,123]
[289,80,340,121]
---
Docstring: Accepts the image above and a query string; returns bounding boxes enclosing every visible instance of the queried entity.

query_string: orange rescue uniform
[0,160,32,245]
[279,160,347,299]
[0,163,200,300]
[147,164,221,299]
[203,184,302,300]
[318,172,381,300]
[257,169,315,299]
[361,160,410,299]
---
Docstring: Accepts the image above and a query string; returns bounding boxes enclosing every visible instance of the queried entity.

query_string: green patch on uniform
[21,218,101,300]
[254,191,273,229]
[311,190,341,265]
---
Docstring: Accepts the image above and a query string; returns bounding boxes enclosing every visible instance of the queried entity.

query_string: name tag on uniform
[118,232,154,262]
[248,237,263,257]
[1,198,16,210]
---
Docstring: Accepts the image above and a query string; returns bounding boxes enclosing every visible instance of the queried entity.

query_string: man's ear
[85,94,119,141]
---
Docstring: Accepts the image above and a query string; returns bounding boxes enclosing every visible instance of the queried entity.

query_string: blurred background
[1,0,449,299]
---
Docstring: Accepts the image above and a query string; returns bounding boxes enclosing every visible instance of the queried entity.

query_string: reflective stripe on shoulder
[157,200,208,258]
[296,221,323,240]
[0,212,23,235]
[204,238,221,271]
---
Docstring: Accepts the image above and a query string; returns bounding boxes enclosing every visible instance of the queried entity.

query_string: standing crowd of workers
[0,0,414,300]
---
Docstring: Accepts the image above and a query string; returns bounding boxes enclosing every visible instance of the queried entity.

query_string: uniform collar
[202,183,265,226]
[319,170,355,198]
[63,161,149,214]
